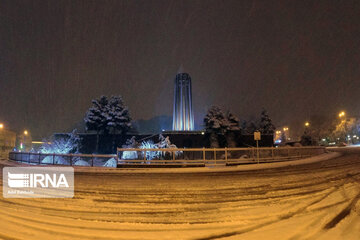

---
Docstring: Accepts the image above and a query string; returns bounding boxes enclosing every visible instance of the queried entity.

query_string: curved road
[0,150,359,240]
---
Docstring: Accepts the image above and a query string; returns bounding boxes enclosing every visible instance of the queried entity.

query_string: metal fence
[8,152,117,167]
[117,146,325,167]
[9,146,325,168]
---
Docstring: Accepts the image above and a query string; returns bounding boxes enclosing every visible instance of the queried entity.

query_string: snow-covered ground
[0,151,359,240]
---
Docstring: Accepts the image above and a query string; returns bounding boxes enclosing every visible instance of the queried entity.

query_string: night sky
[1,0,360,139]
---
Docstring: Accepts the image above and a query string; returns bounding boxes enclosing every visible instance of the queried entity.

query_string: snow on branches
[84,95,132,135]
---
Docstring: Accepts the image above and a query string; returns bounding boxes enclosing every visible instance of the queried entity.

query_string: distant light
[347,135,350,138]
[353,135,357,138]
[322,139,326,141]
[201,132,205,135]
[32,141,51,144]
[162,129,165,132]
[20,143,23,149]
[24,130,28,135]
[0,123,3,129]
[305,122,310,127]
[283,127,289,131]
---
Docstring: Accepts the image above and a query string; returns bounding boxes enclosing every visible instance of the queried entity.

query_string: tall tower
[172,72,194,131]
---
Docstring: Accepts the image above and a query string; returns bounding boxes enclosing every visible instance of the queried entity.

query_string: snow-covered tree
[40,129,80,154]
[226,111,240,147]
[106,96,132,152]
[226,112,240,131]
[121,136,139,160]
[156,134,181,159]
[156,134,176,149]
[204,106,229,147]
[84,95,108,133]
[106,96,132,135]
[140,140,159,162]
[84,95,132,153]
[84,96,109,152]
[258,109,275,135]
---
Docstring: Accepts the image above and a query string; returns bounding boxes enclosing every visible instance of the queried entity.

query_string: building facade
[172,72,194,131]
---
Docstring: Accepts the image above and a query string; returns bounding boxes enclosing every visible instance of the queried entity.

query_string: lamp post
[283,127,290,141]
[338,111,348,144]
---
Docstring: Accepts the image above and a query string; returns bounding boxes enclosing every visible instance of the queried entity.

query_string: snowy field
[0,150,359,240]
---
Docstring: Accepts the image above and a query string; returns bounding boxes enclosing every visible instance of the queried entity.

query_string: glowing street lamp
[305,122,310,127]
[338,111,345,118]
[24,130,28,136]
[283,127,289,131]
[0,123,3,129]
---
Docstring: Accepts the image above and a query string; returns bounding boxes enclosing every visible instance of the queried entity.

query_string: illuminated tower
[172,72,194,131]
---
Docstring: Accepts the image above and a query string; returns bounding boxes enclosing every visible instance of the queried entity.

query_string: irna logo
[8,172,69,188]
[3,167,74,198]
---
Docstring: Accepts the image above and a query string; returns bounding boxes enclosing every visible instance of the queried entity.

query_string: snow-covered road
[0,151,359,240]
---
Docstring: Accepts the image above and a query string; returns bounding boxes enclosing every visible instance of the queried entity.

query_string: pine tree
[84,95,108,133]
[106,96,132,135]
[226,112,240,131]
[84,95,132,153]
[226,111,240,147]
[259,109,275,135]
[84,96,109,153]
[204,106,229,147]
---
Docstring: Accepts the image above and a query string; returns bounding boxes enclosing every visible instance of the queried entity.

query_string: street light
[339,111,345,118]
[24,130,28,136]
[0,123,3,129]
[283,127,290,140]
[305,122,310,127]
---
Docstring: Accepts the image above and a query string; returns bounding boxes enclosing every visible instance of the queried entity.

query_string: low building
[0,129,16,158]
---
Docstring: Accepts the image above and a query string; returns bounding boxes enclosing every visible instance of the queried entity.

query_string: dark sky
[1,0,360,139]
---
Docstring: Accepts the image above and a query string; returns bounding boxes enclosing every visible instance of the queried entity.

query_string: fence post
[203,148,205,164]
[53,153,55,165]
[69,154,72,166]
[91,154,94,167]
[38,153,41,165]
[173,149,175,161]
[214,148,216,165]
[225,147,228,165]
[28,152,31,164]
